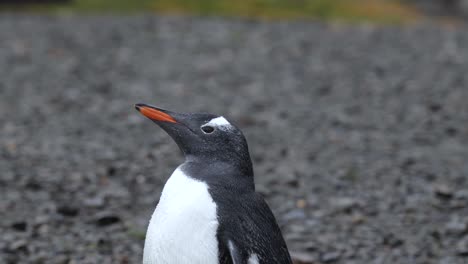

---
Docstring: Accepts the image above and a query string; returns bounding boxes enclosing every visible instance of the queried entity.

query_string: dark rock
[382,233,404,248]
[107,166,117,176]
[24,180,42,191]
[57,205,79,217]
[95,214,121,227]
[11,221,27,232]
[445,127,458,137]
[428,103,442,113]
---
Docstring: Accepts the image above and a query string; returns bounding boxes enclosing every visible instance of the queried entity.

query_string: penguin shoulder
[216,192,292,264]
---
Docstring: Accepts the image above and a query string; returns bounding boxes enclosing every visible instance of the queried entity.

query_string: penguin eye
[201,125,215,134]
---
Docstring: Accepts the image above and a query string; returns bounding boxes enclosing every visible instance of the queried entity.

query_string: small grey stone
[330,198,359,213]
[445,217,467,235]
[382,233,404,248]
[321,251,341,263]
[455,189,468,200]
[83,196,105,208]
[291,251,316,264]
[433,184,454,200]
[283,209,307,222]
[456,237,468,256]
[10,239,28,252]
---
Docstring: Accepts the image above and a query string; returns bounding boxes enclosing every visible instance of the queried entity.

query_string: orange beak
[135,104,177,123]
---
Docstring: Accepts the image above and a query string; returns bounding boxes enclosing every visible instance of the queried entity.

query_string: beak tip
[134,103,146,112]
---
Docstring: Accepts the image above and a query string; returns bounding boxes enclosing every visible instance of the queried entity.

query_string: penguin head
[135,103,252,166]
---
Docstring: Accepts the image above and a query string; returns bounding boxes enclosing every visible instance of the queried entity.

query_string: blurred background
[1,1,468,264]
[3,0,468,22]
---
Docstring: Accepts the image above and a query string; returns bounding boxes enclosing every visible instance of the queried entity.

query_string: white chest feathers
[143,168,219,264]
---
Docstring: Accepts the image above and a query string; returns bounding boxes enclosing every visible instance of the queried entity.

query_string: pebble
[95,213,121,227]
[445,217,467,235]
[433,184,454,200]
[10,221,27,232]
[321,251,341,263]
[330,198,359,213]
[283,209,307,222]
[291,251,316,264]
[456,237,468,256]
[83,196,105,208]
[56,205,80,217]
[9,239,27,252]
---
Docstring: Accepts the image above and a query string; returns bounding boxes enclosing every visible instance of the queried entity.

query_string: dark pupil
[202,126,215,133]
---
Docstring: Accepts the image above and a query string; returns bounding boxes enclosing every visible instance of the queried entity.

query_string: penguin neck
[184,154,254,178]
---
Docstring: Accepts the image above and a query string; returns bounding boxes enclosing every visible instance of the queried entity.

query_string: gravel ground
[1,15,468,264]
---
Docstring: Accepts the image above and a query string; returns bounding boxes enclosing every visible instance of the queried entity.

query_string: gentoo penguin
[135,103,292,264]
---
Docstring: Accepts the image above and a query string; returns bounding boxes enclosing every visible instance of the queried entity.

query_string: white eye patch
[205,116,232,131]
